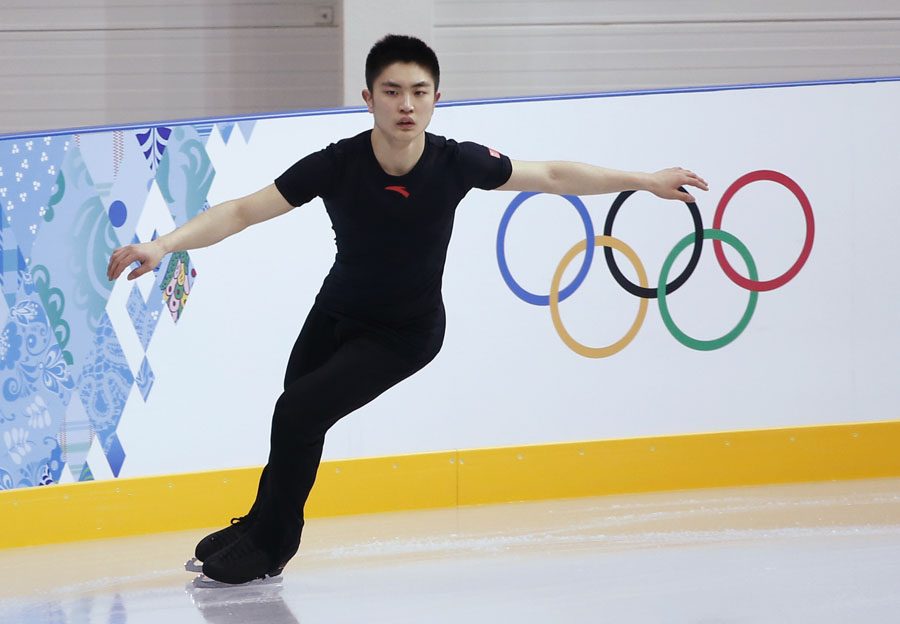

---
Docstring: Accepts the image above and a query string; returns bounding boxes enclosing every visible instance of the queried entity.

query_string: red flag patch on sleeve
[488,147,501,159]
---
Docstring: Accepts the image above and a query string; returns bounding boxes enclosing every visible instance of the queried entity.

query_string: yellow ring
[549,235,649,358]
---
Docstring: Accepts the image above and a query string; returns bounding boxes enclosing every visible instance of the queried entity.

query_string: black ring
[602,188,704,299]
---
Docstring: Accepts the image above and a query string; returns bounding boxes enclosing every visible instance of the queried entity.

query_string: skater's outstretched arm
[106,184,292,282]
[497,161,708,202]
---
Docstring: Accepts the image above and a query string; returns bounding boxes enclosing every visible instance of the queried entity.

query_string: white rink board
[113,80,900,478]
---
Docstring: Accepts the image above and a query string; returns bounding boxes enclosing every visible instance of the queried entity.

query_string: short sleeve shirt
[275,130,512,323]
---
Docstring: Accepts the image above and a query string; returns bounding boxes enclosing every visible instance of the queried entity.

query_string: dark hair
[365,34,440,92]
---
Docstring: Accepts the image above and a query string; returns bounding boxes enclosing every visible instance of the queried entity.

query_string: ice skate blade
[190,573,283,589]
[184,557,203,573]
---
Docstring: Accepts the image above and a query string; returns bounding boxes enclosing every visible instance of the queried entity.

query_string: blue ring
[496,192,594,306]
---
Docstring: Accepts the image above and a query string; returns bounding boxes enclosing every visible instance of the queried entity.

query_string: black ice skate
[184,514,254,573]
[198,527,300,586]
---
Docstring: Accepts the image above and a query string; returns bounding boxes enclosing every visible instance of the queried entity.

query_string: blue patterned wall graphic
[1,297,71,487]
[136,128,172,173]
[0,124,211,489]
[156,126,215,227]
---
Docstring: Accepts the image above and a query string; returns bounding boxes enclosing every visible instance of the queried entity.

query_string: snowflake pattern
[0,119,210,491]
[1,135,68,261]
[0,321,23,371]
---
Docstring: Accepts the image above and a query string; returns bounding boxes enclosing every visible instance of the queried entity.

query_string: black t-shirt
[274,130,512,324]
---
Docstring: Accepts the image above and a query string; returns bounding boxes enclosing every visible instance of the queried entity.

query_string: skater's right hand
[107,240,166,282]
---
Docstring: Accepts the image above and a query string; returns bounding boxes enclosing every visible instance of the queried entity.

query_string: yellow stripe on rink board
[304,450,459,517]
[0,467,265,549]
[456,421,900,505]
[2,421,900,549]
[0,452,459,550]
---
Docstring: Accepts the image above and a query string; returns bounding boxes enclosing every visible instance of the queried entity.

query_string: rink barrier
[2,419,900,548]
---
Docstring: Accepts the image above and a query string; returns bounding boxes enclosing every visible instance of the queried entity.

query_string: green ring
[658,229,759,351]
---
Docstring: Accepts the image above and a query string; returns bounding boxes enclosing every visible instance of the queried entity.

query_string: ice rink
[2,478,900,623]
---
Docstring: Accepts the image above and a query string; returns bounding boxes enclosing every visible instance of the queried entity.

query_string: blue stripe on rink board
[2,76,899,142]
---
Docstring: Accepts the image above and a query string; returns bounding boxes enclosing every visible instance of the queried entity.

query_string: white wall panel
[341,0,434,106]
[38,78,896,477]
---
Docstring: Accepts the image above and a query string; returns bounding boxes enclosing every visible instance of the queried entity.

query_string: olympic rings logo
[496,170,814,358]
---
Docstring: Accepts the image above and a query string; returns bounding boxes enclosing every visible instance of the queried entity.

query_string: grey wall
[433,0,900,99]
[0,0,342,134]
[2,0,898,135]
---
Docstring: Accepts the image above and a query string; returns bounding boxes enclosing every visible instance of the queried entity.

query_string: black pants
[248,303,445,552]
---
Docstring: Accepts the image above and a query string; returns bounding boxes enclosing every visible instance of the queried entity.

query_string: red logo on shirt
[385,186,410,198]
[488,148,501,159]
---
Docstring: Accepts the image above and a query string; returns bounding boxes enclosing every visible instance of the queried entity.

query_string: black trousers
[248,303,445,552]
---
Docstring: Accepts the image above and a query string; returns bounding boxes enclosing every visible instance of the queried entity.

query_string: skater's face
[363,62,441,144]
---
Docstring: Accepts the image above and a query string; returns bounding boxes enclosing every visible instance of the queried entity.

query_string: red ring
[712,170,814,292]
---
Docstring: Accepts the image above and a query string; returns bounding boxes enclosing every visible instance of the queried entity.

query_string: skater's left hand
[646,167,708,203]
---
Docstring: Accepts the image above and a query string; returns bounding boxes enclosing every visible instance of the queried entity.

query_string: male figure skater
[107,35,707,584]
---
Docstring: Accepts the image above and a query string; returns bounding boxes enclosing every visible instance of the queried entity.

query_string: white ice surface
[2,481,900,623]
